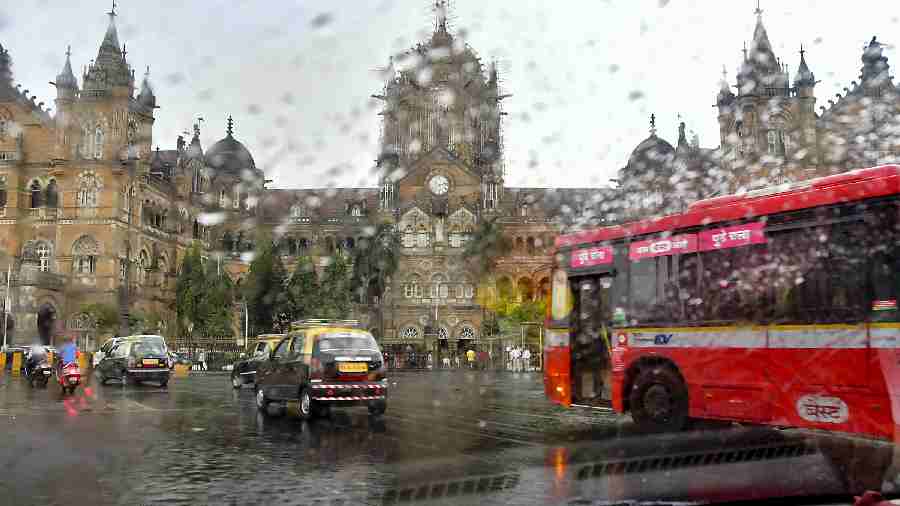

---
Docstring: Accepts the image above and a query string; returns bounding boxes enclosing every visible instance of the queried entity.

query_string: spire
[226,115,234,137]
[185,117,203,159]
[860,36,893,89]
[793,44,815,88]
[137,65,156,108]
[0,43,12,89]
[434,0,448,33]
[83,2,132,91]
[56,45,78,90]
[677,119,688,148]
[649,113,657,136]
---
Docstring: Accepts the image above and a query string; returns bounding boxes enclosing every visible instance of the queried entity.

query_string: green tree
[318,251,353,319]
[287,255,320,319]
[462,218,512,278]
[175,243,207,340]
[200,259,235,340]
[80,303,120,335]
[351,223,400,303]
[243,240,291,334]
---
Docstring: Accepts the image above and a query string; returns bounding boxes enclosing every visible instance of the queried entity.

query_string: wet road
[0,370,894,505]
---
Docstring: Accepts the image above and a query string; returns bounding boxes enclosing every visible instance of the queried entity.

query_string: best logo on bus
[795,395,849,424]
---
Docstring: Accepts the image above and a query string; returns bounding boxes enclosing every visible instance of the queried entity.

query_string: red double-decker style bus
[544,165,900,443]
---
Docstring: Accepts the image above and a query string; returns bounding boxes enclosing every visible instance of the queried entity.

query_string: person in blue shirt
[57,335,78,375]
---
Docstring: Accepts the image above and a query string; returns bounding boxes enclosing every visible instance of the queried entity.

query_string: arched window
[458,325,476,340]
[526,237,536,255]
[30,181,42,208]
[138,250,149,284]
[431,274,448,299]
[81,124,92,157]
[0,176,7,208]
[416,225,429,248]
[77,174,100,208]
[72,235,99,275]
[233,187,241,209]
[36,242,52,272]
[520,204,528,217]
[290,204,305,221]
[298,237,310,252]
[0,118,8,139]
[350,205,362,217]
[219,189,227,208]
[45,180,59,208]
[401,326,420,340]
[404,276,422,299]
[403,226,415,248]
[93,126,104,159]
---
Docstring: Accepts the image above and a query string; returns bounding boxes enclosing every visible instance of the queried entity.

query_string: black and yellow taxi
[231,334,285,389]
[255,320,387,419]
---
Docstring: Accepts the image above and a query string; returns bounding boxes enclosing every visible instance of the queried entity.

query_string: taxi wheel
[299,388,314,420]
[629,365,688,432]
[256,386,270,413]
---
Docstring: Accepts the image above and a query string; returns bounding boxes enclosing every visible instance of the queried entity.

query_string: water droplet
[198,212,225,226]
[310,12,333,29]
[628,90,645,101]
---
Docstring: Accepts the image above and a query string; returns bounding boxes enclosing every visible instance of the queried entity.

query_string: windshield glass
[316,333,379,352]
[130,338,167,356]
[7,2,900,505]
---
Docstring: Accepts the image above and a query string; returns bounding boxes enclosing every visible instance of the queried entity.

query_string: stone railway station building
[0,5,896,354]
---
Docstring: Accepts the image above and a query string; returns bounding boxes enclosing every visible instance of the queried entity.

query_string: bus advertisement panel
[544,165,900,444]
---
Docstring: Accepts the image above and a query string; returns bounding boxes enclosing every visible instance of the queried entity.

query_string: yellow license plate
[142,359,158,366]
[337,362,367,373]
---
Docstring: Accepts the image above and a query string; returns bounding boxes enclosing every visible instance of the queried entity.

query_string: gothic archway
[37,303,57,345]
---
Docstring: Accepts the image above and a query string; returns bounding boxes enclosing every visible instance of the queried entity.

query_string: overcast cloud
[1,1,897,188]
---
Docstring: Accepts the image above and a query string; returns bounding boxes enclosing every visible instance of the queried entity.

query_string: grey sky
[1,1,897,188]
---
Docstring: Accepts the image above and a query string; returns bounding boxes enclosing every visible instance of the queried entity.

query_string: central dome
[205,117,255,176]
[626,134,675,171]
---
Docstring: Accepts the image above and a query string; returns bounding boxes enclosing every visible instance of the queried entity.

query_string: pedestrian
[427,352,433,370]
[198,350,207,371]
[522,347,532,372]
[454,354,461,369]
[442,355,450,369]
[510,347,521,372]
[466,348,475,369]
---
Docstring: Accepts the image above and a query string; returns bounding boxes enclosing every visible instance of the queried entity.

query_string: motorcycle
[25,359,53,388]
[55,362,82,395]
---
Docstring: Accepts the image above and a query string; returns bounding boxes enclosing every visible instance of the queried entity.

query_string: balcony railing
[15,271,65,290]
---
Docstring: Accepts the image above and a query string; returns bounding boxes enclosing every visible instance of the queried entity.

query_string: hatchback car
[231,334,285,389]
[255,321,387,419]
[97,335,170,387]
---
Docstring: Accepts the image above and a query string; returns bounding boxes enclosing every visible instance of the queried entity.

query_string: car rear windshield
[316,333,379,352]
[130,338,167,356]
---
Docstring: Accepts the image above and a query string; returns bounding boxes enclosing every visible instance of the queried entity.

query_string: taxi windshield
[316,333,378,352]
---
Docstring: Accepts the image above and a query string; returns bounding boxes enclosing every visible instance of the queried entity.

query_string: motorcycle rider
[56,335,78,376]
[24,343,48,378]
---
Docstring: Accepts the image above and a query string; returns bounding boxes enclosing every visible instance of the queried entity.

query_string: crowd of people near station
[381,345,537,372]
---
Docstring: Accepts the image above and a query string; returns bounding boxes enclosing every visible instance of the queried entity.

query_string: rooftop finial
[434,0,448,32]
[226,115,234,136]
[754,0,762,18]
[108,0,117,18]
[649,113,657,135]
[66,45,71,59]
[799,44,805,59]
[742,41,748,62]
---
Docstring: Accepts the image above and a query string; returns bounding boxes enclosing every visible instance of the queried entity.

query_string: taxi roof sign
[290,319,360,329]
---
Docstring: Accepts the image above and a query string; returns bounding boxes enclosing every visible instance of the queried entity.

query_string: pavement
[0,369,896,505]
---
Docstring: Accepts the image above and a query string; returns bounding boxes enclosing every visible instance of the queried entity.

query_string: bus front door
[571,275,613,406]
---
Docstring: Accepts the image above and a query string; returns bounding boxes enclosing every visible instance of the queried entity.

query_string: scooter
[25,359,53,388]
[55,362,82,395]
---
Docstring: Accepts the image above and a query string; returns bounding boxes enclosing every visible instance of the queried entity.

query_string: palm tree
[351,223,400,304]
[462,217,512,279]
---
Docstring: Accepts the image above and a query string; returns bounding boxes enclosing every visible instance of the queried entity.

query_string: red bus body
[545,165,900,444]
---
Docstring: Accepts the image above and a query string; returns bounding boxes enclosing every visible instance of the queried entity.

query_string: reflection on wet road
[0,370,890,505]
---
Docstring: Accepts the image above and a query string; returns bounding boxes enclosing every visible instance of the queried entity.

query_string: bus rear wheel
[629,366,689,432]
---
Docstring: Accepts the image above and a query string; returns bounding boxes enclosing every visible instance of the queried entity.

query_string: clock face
[429,175,449,195]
